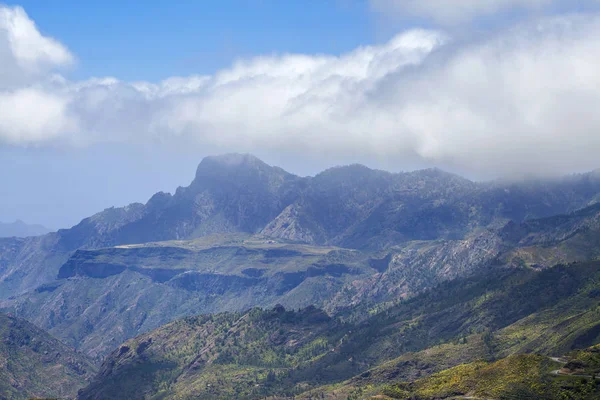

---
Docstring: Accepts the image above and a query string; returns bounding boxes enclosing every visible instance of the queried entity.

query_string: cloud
[369,0,600,26]
[370,0,556,25]
[385,15,600,176]
[0,87,74,144]
[3,5,600,177]
[0,6,74,144]
[0,6,73,87]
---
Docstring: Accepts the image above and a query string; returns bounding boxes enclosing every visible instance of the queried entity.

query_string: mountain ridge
[4,154,600,398]
[4,154,600,362]
[0,220,51,238]
[76,260,600,399]
[0,311,96,400]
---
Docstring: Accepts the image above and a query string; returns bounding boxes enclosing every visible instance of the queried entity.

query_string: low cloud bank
[2,5,600,177]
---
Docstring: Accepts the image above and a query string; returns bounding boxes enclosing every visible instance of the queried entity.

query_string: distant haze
[0,220,51,238]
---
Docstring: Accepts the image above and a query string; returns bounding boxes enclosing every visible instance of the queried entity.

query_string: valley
[4,1,600,398]
[3,155,600,399]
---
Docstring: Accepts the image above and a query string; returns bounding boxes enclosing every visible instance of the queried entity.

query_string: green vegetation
[9,176,600,368]
[4,233,375,361]
[79,306,345,399]
[307,353,600,399]
[372,354,600,400]
[7,157,600,399]
[563,345,600,377]
[0,312,96,400]
[57,232,371,282]
[79,261,600,399]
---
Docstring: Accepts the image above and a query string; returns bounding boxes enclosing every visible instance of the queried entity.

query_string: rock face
[96,154,306,246]
[4,235,374,360]
[0,312,96,400]
[8,202,600,362]
[4,154,600,299]
[55,159,600,256]
[5,154,600,362]
[9,155,600,276]
[1,154,307,298]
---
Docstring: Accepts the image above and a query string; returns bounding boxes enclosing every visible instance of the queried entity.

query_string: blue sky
[3,1,600,229]
[14,0,379,81]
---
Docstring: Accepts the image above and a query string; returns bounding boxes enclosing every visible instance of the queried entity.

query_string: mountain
[4,155,600,301]
[77,260,600,399]
[331,201,600,311]
[0,220,50,238]
[4,155,600,398]
[4,234,375,361]
[9,199,596,362]
[0,312,96,400]
[58,154,305,250]
[499,202,600,267]
[313,344,600,399]
[1,230,497,361]
[78,306,339,400]
[327,354,577,400]
[5,155,600,364]
[0,154,307,300]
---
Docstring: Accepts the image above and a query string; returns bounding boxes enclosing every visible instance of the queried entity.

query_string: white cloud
[3,5,600,177]
[58,28,445,149]
[369,0,600,25]
[0,6,74,144]
[389,15,600,175]
[0,88,74,144]
[370,0,554,25]
[0,6,73,87]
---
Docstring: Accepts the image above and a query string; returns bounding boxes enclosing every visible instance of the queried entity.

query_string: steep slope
[328,202,600,312]
[337,169,600,250]
[264,167,600,250]
[10,198,600,362]
[348,354,583,400]
[77,261,600,399]
[3,234,373,360]
[56,154,305,250]
[7,172,600,365]
[105,154,305,245]
[262,167,486,249]
[0,234,68,299]
[0,154,305,299]
[0,312,96,400]
[4,155,600,300]
[325,229,504,311]
[262,165,398,245]
[78,306,342,400]
[500,202,600,267]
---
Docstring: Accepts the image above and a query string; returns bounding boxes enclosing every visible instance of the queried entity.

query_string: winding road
[549,356,599,379]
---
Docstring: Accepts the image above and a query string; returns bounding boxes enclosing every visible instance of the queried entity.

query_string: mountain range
[0,220,51,239]
[3,154,600,399]
[79,260,600,399]
[4,154,600,300]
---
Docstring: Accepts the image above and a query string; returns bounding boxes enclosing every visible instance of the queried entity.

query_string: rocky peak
[190,153,298,192]
[145,191,173,210]
[194,153,274,178]
[314,164,387,185]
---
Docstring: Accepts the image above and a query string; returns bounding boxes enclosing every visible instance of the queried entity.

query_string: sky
[3,0,600,229]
